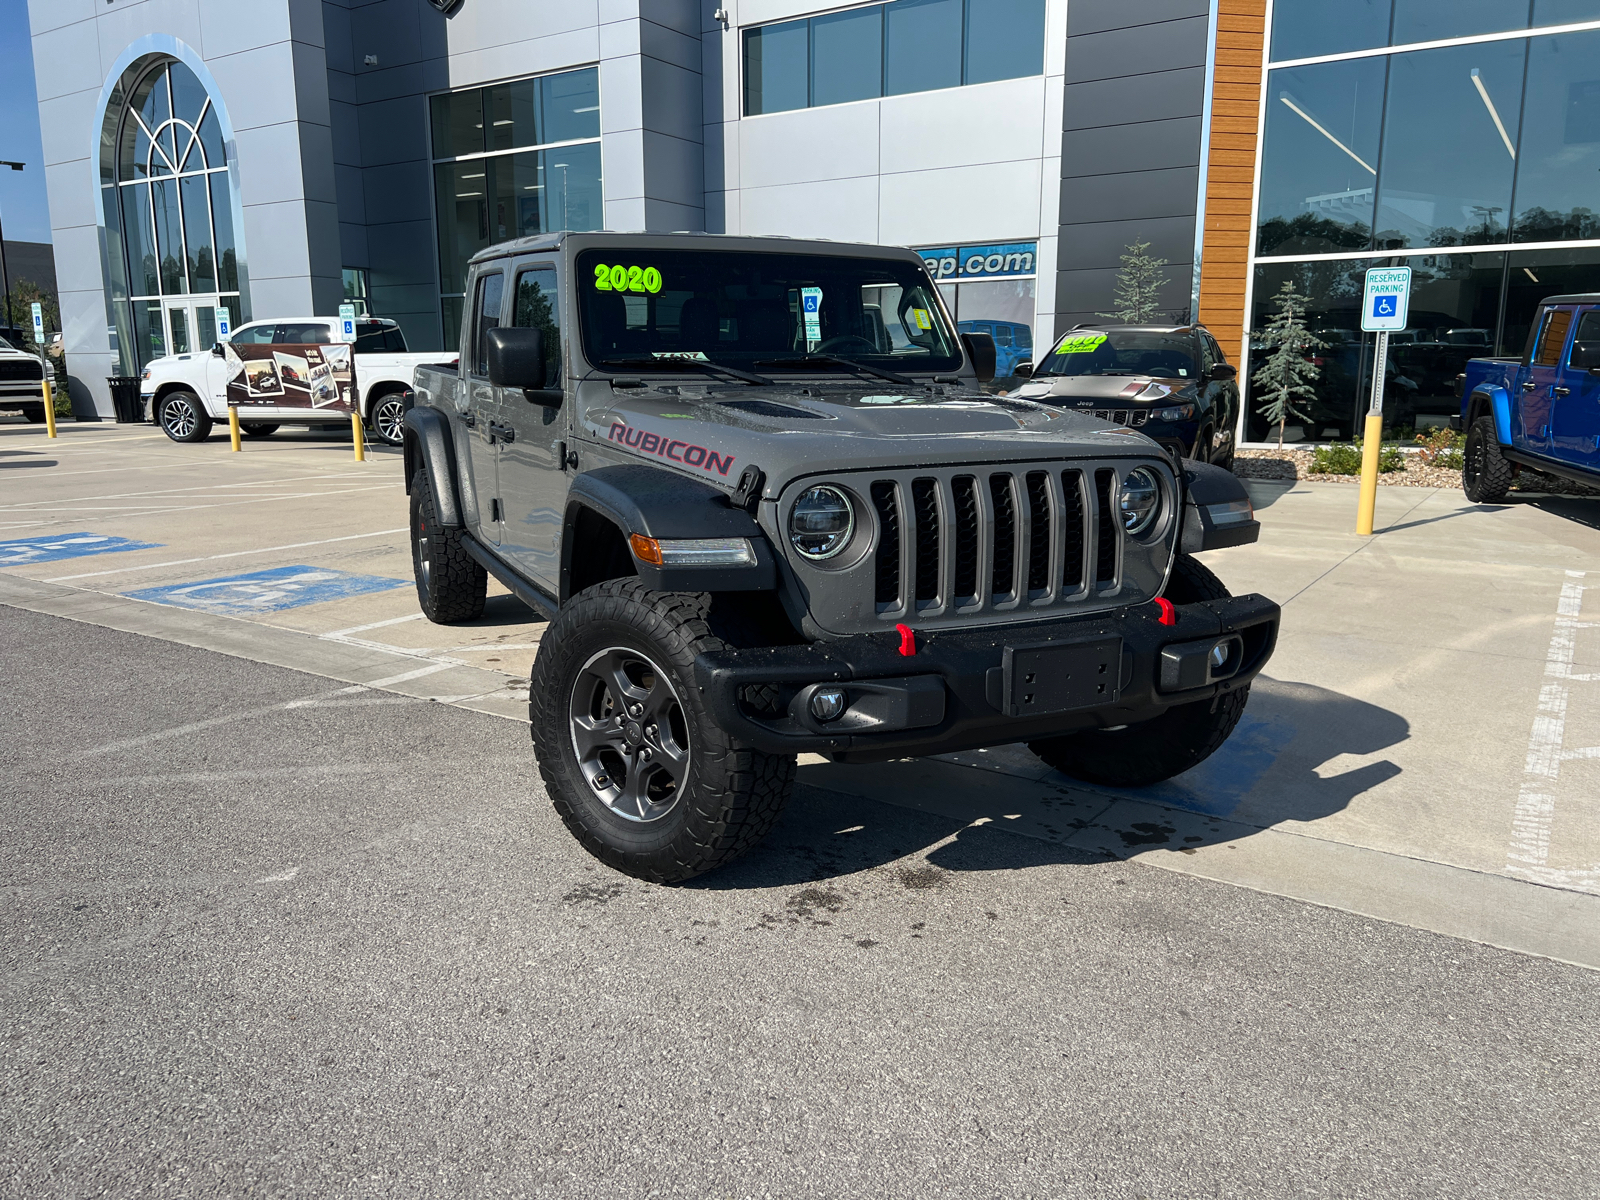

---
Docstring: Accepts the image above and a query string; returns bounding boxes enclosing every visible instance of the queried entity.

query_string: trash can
[107,376,144,424]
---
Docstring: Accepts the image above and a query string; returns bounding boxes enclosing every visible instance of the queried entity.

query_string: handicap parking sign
[124,565,407,615]
[1361,267,1411,332]
[0,532,160,567]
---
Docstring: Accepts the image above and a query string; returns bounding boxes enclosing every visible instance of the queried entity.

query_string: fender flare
[1467,385,1513,446]
[402,406,463,528]
[563,463,777,598]
[1179,460,1260,553]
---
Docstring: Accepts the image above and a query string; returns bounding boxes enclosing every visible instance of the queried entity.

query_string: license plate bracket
[1000,637,1122,718]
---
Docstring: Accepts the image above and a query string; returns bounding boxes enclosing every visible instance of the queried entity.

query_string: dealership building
[29,0,1600,442]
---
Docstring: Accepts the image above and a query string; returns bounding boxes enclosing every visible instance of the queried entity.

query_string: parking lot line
[44,528,408,582]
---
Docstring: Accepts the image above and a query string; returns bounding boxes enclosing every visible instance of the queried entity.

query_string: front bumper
[695,593,1279,763]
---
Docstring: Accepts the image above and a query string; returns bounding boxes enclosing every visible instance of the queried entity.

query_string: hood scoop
[719,399,827,419]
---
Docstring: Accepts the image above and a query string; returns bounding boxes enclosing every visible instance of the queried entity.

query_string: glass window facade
[109,59,243,371]
[742,0,1045,116]
[431,67,602,350]
[1247,10,1600,442]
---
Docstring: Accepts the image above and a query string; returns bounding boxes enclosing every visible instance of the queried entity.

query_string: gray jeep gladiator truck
[404,232,1278,882]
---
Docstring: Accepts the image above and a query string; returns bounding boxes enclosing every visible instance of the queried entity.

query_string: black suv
[1014,325,1240,468]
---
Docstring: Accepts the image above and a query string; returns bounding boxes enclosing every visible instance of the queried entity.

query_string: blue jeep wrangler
[1459,294,1600,501]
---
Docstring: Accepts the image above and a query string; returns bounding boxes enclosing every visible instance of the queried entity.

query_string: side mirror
[212,343,225,358]
[1013,361,1033,379]
[1209,362,1237,381]
[486,326,547,391]
[1571,341,1600,371]
[961,332,996,383]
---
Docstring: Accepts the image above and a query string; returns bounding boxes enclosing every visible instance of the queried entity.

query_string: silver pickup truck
[405,232,1278,882]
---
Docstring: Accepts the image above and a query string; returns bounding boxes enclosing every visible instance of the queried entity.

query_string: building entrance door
[163,300,222,357]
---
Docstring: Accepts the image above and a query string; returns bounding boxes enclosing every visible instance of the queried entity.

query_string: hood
[578,378,1164,496]
[1011,375,1199,406]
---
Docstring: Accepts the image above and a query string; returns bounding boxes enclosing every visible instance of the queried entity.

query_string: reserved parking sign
[1362,267,1412,332]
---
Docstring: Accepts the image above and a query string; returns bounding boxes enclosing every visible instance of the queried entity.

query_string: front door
[1553,307,1600,469]
[497,259,569,591]
[464,270,506,547]
[1522,305,1575,453]
[163,300,222,358]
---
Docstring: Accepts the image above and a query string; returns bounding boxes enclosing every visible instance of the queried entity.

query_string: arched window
[98,54,246,371]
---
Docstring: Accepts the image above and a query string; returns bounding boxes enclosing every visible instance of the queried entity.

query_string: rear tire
[1462,414,1512,503]
[530,580,796,883]
[241,423,279,438]
[1027,553,1249,788]
[409,468,486,623]
[370,392,407,446]
[22,405,46,424]
[157,390,213,442]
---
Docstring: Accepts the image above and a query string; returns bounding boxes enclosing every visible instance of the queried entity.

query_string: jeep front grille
[823,458,1172,632]
[1086,408,1150,427]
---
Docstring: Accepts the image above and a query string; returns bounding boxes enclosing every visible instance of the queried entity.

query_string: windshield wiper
[597,357,773,386]
[755,354,916,386]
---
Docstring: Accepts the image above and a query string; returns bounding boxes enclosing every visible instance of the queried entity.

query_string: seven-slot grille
[1085,408,1150,427]
[862,461,1152,620]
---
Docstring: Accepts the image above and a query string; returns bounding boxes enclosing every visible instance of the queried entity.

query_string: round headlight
[1118,467,1161,535]
[789,485,855,560]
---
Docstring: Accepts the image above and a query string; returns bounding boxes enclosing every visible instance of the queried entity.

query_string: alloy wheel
[162,397,196,439]
[375,397,406,445]
[569,646,691,822]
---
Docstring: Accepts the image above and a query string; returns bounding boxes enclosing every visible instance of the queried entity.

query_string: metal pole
[0,202,10,335]
[1355,329,1388,535]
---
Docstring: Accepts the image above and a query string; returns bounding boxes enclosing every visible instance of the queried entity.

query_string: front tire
[370,392,407,446]
[530,580,796,883]
[1462,414,1512,503]
[1027,553,1249,788]
[157,390,213,442]
[409,469,486,623]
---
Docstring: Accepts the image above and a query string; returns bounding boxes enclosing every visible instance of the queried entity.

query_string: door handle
[488,420,515,443]
[1554,386,1571,396]
[1522,381,1538,391]
[460,411,476,428]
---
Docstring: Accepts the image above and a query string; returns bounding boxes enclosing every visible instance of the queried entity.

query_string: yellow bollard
[228,403,242,452]
[350,407,366,462]
[42,377,57,439]
[1354,412,1384,535]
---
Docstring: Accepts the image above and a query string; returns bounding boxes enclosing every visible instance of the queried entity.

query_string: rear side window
[1570,310,1600,365]
[354,323,407,352]
[277,322,332,344]
[471,272,505,378]
[1532,308,1575,367]
[230,323,276,345]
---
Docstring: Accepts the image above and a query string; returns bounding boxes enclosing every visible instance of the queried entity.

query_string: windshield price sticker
[593,264,664,294]
[801,287,823,347]
[1056,332,1107,354]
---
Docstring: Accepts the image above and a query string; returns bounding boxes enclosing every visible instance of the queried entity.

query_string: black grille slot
[951,476,979,601]
[0,360,43,381]
[1061,470,1085,590]
[1094,468,1118,583]
[1025,471,1051,592]
[870,480,900,606]
[912,477,940,603]
[989,474,1016,597]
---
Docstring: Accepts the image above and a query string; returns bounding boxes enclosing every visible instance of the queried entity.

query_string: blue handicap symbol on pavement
[1372,295,1396,318]
[0,532,161,567]
[124,565,408,615]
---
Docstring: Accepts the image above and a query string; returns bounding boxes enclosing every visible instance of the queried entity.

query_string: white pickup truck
[0,335,48,423]
[140,317,452,445]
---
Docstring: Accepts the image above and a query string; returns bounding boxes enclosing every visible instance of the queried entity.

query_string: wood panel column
[1196,0,1267,363]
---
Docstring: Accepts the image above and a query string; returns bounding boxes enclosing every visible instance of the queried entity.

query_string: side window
[1532,308,1575,367]
[1206,333,1227,366]
[512,264,562,386]
[277,322,332,345]
[1016,325,1033,350]
[993,325,1013,347]
[1197,334,1216,374]
[353,322,405,353]
[230,323,276,345]
[471,272,506,378]
[1569,310,1600,367]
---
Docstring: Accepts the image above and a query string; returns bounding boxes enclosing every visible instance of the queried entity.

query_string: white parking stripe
[325,612,426,637]
[44,528,408,581]
[1506,571,1600,891]
[363,661,456,687]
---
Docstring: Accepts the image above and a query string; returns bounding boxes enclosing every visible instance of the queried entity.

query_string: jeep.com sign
[921,241,1037,281]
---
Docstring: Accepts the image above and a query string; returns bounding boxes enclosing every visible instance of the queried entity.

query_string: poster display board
[224,343,356,413]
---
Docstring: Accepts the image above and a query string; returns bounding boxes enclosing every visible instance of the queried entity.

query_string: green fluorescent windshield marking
[593,263,663,294]
[1055,333,1107,354]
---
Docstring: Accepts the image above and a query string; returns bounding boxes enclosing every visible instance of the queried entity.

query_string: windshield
[576,249,961,374]
[0,335,14,351]
[1035,328,1199,379]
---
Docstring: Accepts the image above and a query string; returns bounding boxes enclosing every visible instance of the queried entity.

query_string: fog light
[1210,642,1230,670]
[810,687,847,722]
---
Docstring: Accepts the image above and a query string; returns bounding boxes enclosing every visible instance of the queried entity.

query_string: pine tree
[1251,280,1326,448]
[1096,240,1169,324]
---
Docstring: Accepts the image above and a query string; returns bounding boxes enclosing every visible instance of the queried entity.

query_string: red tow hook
[896,623,917,656]
[1153,597,1177,626]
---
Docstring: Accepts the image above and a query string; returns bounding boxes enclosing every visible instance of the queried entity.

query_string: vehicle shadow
[1523,494,1600,531]
[456,592,545,628]
[689,676,1407,889]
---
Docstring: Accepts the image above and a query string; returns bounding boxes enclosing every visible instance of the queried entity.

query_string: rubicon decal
[608,423,736,476]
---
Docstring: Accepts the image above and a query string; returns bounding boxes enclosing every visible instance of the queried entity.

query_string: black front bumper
[694,594,1280,763]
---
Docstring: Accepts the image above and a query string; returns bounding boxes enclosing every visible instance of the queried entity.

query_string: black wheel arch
[402,405,464,527]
